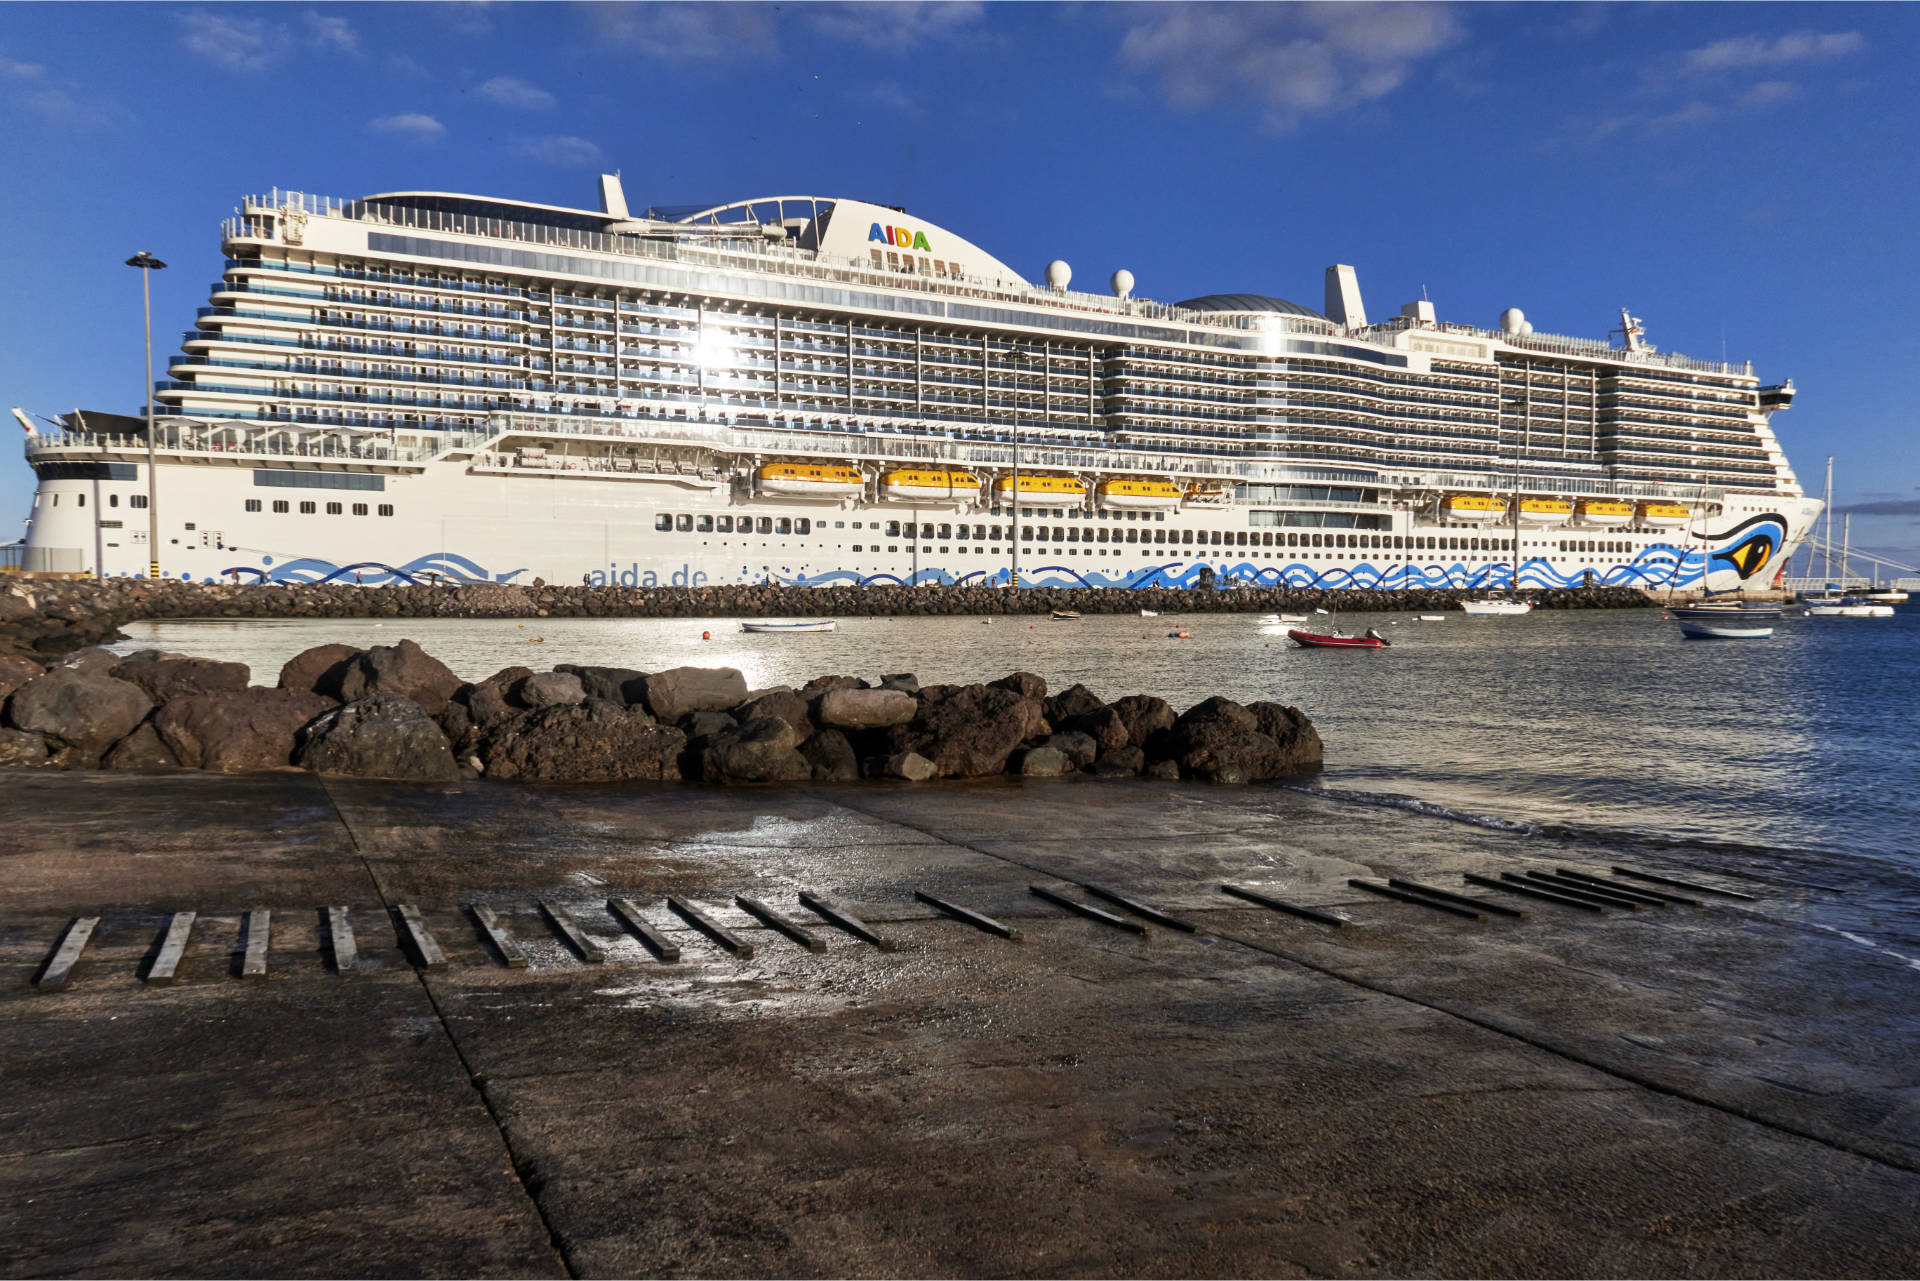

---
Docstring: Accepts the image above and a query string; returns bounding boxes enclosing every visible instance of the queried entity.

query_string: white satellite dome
[1520,321,1534,335]
[1044,260,1072,290]
[1110,268,1134,299]
[1499,307,1526,334]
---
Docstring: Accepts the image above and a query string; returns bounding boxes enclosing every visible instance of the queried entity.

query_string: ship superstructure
[18,177,1819,591]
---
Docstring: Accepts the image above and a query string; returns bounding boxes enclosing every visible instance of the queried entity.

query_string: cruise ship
[16,176,1821,592]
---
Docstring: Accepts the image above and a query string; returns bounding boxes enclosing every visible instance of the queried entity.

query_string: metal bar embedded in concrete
[736,896,825,952]
[1465,873,1606,913]
[1028,885,1148,935]
[610,898,681,961]
[914,890,1022,940]
[1219,884,1349,928]
[146,911,197,985]
[1535,871,1670,907]
[395,904,448,969]
[326,906,358,973]
[1515,872,1641,910]
[469,904,529,968]
[1556,869,1701,906]
[538,899,604,963]
[799,891,898,952]
[1349,879,1481,920]
[241,909,270,980]
[667,896,754,958]
[1081,883,1199,933]
[1388,878,1527,919]
[1612,866,1756,901]
[37,917,99,993]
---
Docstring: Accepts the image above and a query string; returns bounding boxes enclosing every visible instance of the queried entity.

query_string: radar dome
[1500,307,1526,334]
[1045,260,1072,290]
[1520,321,1534,335]
[1110,269,1134,299]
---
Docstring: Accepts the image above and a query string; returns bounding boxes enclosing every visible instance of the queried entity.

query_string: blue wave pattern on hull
[246,553,528,586]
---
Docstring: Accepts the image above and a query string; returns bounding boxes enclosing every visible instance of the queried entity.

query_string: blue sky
[3,2,1916,571]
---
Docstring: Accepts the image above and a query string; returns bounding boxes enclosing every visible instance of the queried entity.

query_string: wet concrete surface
[3,771,1918,1277]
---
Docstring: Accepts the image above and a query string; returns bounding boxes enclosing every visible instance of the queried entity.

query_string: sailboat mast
[1841,513,1851,589]
[1822,456,1834,581]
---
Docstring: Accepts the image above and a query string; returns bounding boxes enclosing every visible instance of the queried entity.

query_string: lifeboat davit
[993,474,1088,502]
[1183,485,1233,508]
[881,468,981,503]
[1442,493,1506,524]
[1096,478,1183,511]
[756,462,864,498]
[1517,497,1573,527]
[1575,499,1634,528]
[1636,500,1691,529]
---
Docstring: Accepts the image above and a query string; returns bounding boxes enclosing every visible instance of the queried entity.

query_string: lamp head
[125,251,168,270]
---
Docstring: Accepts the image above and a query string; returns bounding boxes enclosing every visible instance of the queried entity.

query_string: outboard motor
[1365,627,1389,646]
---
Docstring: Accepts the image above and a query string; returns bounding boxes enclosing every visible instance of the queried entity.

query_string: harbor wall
[0,576,1656,661]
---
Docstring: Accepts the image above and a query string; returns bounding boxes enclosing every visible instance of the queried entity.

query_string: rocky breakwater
[0,639,1322,787]
[0,577,1656,660]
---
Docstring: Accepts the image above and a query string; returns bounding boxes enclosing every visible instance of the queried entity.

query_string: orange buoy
[702,630,711,640]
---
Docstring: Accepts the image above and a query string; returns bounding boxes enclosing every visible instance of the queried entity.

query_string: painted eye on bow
[1722,535,1774,577]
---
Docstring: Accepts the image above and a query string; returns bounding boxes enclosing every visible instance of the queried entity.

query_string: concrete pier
[3,770,1918,1277]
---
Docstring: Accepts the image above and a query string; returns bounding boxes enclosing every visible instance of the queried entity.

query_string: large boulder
[0,654,45,702]
[102,723,180,771]
[643,667,748,721]
[799,674,870,695]
[513,671,586,709]
[1066,705,1131,754]
[1016,745,1072,777]
[5,669,154,765]
[554,664,648,706]
[278,644,362,696]
[0,727,49,768]
[1040,731,1098,770]
[990,671,1047,701]
[884,751,937,782]
[482,699,684,783]
[295,693,459,781]
[1247,701,1324,776]
[1153,696,1285,784]
[799,727,859,782]
[1109,694,1177,749]
[693,715,810,785]
[55,647,126,676]
[110,656,251,704]
[734,689,813,741]
[816,687,917,730]
[884,683,1046,778]
[464,666,536,730]
[1044,683,1105,725]
[877,672,920,694]
[152,688,336,772]
[336,640,462,715]
[1091,745,1146,777]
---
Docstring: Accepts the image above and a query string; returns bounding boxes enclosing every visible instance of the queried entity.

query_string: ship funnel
[1324,265,1367,329]
[598,173,630,220]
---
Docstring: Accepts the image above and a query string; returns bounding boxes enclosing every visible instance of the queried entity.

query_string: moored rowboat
[1288,628,1389,649]
[740,619,837,633]
[1678,622,1774,640]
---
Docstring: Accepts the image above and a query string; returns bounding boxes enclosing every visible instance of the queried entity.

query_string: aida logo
[870,223,931,251]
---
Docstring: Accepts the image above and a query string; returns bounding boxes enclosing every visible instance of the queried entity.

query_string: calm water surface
[115,605,1920,957]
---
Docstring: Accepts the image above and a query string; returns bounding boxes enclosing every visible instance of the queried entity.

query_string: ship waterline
[18,177,1819,591]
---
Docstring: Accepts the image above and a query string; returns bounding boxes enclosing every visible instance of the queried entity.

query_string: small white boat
[1312,608,1330,615]
[740,619,837,633]
[1460,599,1533,616]
[1417,614,1446,622]
[1050,610,1081,621]
[1805,600,1895,617]
[1680,622,1774,640]
[1138,609,1158,617]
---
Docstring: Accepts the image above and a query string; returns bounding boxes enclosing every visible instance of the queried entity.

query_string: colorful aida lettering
[869,223,931,251]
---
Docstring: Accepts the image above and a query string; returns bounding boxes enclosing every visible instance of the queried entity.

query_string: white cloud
[3,52,114,127]
[1646,101,1717,133]
[478,75,555,110]
[369,113,447,141]
[302,11,359,54]
[180,12,292,72]
[443,2,497,37]
[1735,80,1800,109]
[1117,2,1461,130]
[1,56,44,79]
[1685,30,1863,73]
[807,2,983,51]
[511,135,606,166]
[587,3,779,60]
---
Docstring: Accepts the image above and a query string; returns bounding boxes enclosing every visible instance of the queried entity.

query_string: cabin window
[886,521,901,537]
[920,523,934,540]
[130,494,148,509]
[1152,530,1165,544]
[938,523,951,539]
[245,499,262,513]
[273,500,289,514]
[378,504,394,517]
[299,501,316,514]
[697,515,714,532]
[756,517,772,534]
[975,525,986,539]
[775,518,791,535]
[1238,532,1249,546]
[1021,525,1033,541]
[656,514,672,531]
[325,502,342,515]
[109,494,119,508]
[1066,527,1078,543]
[1212,531,1224,546]
[352,503,368,516]
[717,516,734,532]
[797,518,811,535]
[1182,530,1195,545]
[956,526,969,540]
[676,515,693,532]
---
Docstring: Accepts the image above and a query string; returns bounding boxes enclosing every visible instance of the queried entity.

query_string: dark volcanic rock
[102,723,180,771]
[817,687,917,730]
[278,644,361,696]
[991,671,1048,701]
[0,654,45,701]
[109,656,251,703]
[1155,696,1285,783]
[1068,705,1132,754]
[55,647,127,676]
[1144,759,1181,781]
[885,751,936,781]
[337,639,462,715]
[0,727,49,768]
[1092,745,1146,776]
[296,693,459,781]
[554,664,648,706]
[1045,683,1105,725]
[694,715,810,785]
[465,666,536,730]
[483,700,684,783]
[1041,731,1098,770]
[513,671,586,709]
[799,674,870,695]
[1016,745,1072,777]
[1109,695,1177,749]
[734,689,812,741]
[878,673,920,694]
[152,688,336,773]
[681,710,738,743]
[886,683,1046,778]
[5,669,154,765]
[642,667,748,722]
[799,727,859,782]
[1248,701,1324,776]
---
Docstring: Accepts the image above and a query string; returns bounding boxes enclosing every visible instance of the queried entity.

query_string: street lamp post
[1009,419,1019,588]
[126,251,167,579]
